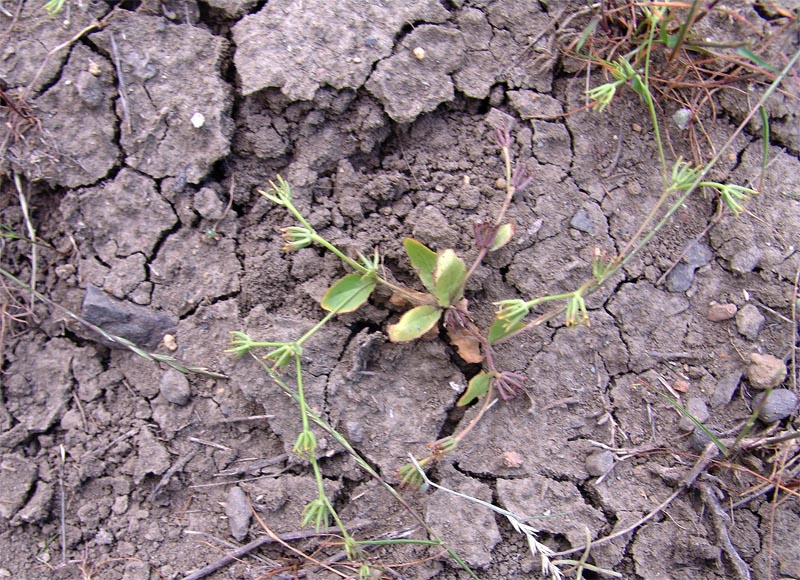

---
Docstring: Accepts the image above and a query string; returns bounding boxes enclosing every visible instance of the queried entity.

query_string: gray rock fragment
[678,397,710,431]
[754,389,798,423]
[159,369,191,406]
[666,263,696,293]
[666,241,713,293]
[226,486,252,541]
[0,455,38,519]
[710,372,741,408]
[735,304,765,340]
[570,207,594,234]
[683,241,713,269]
[81,285,177,351]
[133,428,171,484]
[193,188,227,221]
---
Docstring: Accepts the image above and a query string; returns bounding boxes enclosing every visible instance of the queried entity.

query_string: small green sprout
[293,429,317,458]
[43,0,66,14]
[711,183,758,215]
[565,292,589,327]
[301,496,330,531]
[587,57,638,112]
[280,225,314,251]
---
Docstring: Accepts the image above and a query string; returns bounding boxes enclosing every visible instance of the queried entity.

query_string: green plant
[228,8,800,573]
[42,0,66,14]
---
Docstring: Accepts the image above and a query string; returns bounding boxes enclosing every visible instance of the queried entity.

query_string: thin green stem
[502,43,800,343]
[260,358,480,579]
[296,308,340,348]
[311,234,370,274]
[295,354,311,435]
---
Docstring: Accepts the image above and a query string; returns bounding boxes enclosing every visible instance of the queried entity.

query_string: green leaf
[403,238,437,294]
[491,223,515,251]
[387,305,441,342]
[487,317,525,344]
[457,371,492,406]
[320,273,376,313]
[432,249,467,307]
[736,46,779,75]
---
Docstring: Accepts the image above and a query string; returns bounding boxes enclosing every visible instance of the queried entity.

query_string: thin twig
[149,448,198,502]
[58,445,67,565]
[13,173,36,312]
[24,20,102,98]
[181,522,367,580]
[551,443,719,557]
[698,482,751,580]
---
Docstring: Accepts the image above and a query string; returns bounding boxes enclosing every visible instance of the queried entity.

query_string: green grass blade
[658,393,728,455]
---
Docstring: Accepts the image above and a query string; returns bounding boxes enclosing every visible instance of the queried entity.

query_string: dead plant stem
[13,173,36,312]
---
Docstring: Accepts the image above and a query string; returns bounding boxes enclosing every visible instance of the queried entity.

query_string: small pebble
[710,372,741,408]
[190,112,206,128]
[570,208,593,234]
[678,397,710,431]
[735,304,765,340]
[683,241,713,269]
[626,181,642,195]
[673,379,689,393]
[585,450,614,476]
[226,486,251,541]
[346,421,364,444]
[730,247,762,274]
[707,302,737,322]
[159,369,191,405]
[501,451,524,468]
[689,428,715,453]
[747,353,787,390]
[672,108,693,130]
[666,262,695,293]
[412,46,425,60]
[494,177,506,190]
[163,333,178,351]
[754,389,798,423]
[631,122,643,132]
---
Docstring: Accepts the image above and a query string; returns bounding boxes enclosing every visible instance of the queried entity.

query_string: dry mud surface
[1,1,799,579]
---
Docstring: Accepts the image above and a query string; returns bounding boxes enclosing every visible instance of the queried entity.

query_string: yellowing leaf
[432,249,466,307]
[320,273,376,313]
[491,222,515,251]
[387,305,441,342]
[457,371,492,406]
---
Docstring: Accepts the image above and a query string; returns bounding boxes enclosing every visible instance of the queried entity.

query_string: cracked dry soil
[1,1,799,579]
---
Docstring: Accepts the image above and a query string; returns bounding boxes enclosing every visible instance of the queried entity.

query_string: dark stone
[81,285,177,351]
